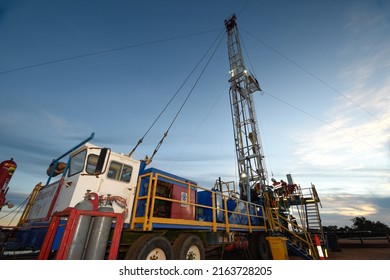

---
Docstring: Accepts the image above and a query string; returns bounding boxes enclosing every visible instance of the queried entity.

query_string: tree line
[323,216,390,234]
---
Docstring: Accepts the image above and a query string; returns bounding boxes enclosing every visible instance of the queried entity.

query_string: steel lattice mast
[225,14,268,201]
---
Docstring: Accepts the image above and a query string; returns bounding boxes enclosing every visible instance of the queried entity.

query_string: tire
[125,234,173,260]
[172,234,205,260]
[248,232,271,260]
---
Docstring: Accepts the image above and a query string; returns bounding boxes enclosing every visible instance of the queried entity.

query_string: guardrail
[130,171,267,233]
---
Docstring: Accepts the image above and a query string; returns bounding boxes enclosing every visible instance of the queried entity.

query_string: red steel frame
[38,207,124,260]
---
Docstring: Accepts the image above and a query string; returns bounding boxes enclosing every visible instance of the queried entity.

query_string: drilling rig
[224,14,327,259]
[225,15,267,202]
[0,15,327,260]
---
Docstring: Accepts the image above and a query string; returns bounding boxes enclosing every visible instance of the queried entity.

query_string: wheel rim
[146,248,167,260]
[186,245,201,260]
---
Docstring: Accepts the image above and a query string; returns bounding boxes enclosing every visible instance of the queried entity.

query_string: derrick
[225,14,268,201]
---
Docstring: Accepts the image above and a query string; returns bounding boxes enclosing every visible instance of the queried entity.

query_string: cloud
[342,1,390,55]
[0,110,88,172]
[0,108,88,140]
[319,194,390,226]
[293,110,390,169]
[293,71,390,168]
[288,2,390,228]
[293,9,390,169]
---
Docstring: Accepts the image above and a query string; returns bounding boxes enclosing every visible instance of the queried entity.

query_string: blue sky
[0,0,389,227]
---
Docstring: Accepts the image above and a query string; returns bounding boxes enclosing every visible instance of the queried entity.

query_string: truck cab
[27,143,141,225]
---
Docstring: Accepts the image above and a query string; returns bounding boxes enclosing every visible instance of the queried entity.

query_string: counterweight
[225,15,267,201]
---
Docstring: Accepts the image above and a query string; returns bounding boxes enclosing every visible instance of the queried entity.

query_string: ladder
[263,190,319,259]
[301,184,326,246]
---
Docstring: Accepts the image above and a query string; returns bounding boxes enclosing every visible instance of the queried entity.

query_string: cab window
[107,161,132,183]
[121,164,133,182]
[69,149,87,176]
[86,154,99,173]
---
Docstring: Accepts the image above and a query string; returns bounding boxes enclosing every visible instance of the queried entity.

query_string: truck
[0,15,326,260]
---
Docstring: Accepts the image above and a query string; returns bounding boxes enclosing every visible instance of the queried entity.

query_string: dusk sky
[1,0,389,227]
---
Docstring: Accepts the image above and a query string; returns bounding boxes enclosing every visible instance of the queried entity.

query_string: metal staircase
[305,202,322,231]
[299,184,326,249]
[263,182,326,260]
[284,235,314,260]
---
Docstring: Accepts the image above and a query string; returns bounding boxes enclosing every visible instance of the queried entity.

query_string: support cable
[0,29,220,76]
[169,84,228,171]
[238,26,389,157]
[0,195,29,226]
[240,31,258,79]
[240,27,383,123]
[147,32,226,163]
[263,90,390,157]
[129,28,225,157]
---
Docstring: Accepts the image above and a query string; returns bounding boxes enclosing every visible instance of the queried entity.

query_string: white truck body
[27,143,140,224]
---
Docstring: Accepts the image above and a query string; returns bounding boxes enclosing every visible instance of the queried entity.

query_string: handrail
[266,207,319,259]
[130,171,266,233]
[263,188,320,259]
[17,182,43,226]
[50,132,95,165]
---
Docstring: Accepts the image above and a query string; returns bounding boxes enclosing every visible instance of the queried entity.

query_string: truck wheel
[125,234,173,260]
[248,232,271,260]
[172,234,205,260]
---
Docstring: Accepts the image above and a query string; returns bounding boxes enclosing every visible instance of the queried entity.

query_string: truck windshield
[69,149,87,176]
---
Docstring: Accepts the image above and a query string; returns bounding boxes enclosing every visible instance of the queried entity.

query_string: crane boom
[225,15,268,201]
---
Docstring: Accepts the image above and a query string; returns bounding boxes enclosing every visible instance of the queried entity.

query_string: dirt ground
[326,239,390,260]
[327,247,390,260]
[287,238,390,260]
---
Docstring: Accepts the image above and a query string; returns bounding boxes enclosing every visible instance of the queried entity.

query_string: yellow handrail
[263,191,319,259]
[17,182,43,226]
[130,171,266,233]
